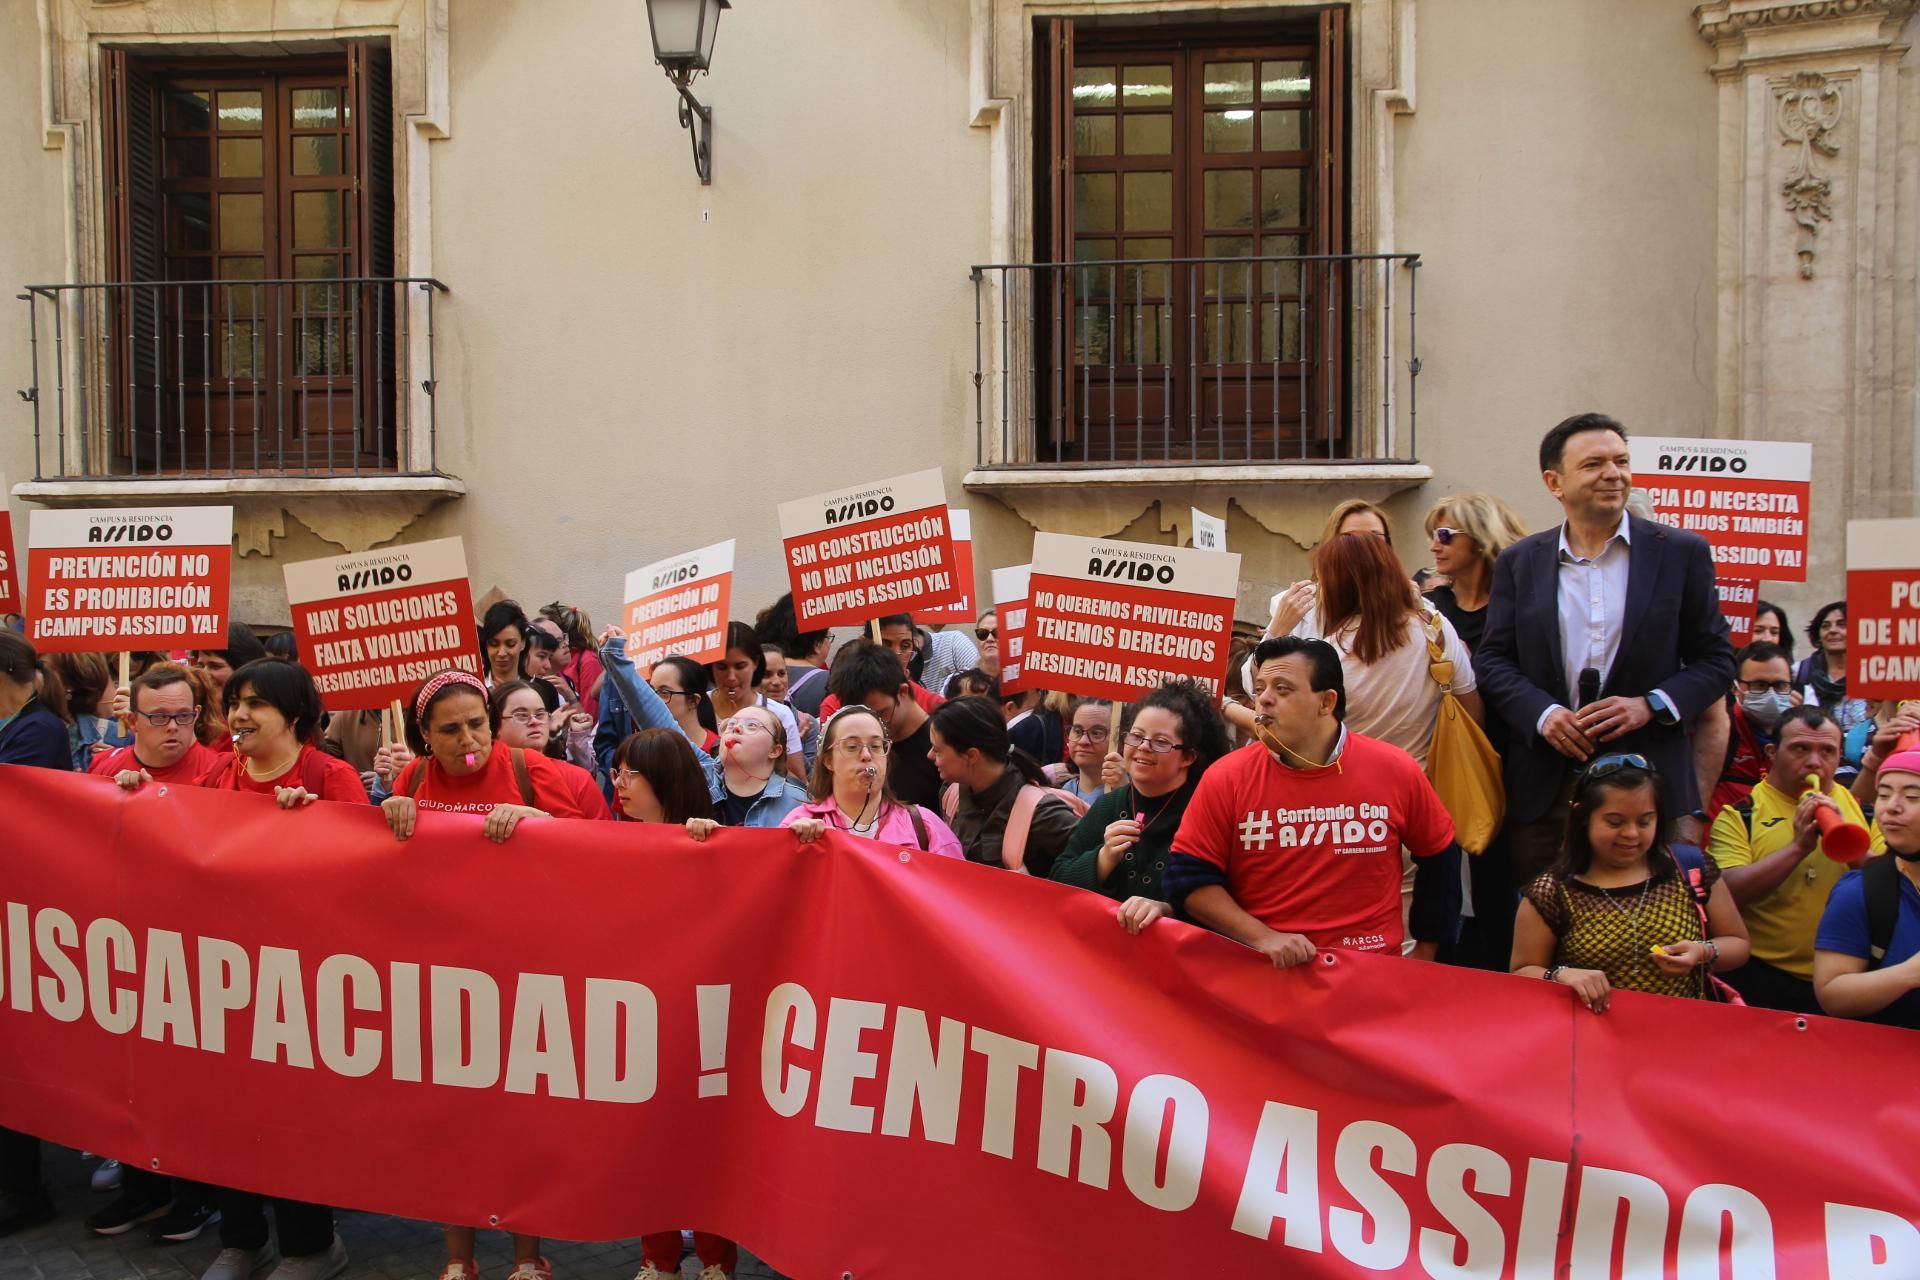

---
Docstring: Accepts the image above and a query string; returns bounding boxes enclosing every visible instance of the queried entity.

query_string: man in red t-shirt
[1167,636,1461,964]
[89,663,223,787]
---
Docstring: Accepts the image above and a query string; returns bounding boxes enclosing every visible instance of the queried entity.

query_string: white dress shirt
[1536,515,1676,737]
[1558,514,1633,711]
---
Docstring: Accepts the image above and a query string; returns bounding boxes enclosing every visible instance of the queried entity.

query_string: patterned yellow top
[1524,858,1720,1000]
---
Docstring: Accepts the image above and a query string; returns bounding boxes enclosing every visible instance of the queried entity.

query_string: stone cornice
[1696,0,1919,44]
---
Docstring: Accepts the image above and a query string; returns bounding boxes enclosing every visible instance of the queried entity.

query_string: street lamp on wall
[645,0,729,184]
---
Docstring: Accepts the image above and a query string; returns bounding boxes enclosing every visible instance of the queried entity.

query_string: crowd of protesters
[3,411,1919,1280]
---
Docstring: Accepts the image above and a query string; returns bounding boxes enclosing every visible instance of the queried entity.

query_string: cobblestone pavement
[3,1149,786,1280]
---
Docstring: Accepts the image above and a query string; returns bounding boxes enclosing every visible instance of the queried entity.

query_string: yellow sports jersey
[1706,778,1886,978]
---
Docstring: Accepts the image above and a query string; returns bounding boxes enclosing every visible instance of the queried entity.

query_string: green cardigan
[1047,775,1199,903]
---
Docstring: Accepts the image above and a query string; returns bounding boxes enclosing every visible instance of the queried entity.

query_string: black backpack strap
[1734,797,1755,838]
[1863,854,1902,965]
[907,805,929,851]
[403,758,426,798]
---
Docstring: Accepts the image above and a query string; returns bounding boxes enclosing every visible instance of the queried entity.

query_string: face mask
[1741,691,1794,729]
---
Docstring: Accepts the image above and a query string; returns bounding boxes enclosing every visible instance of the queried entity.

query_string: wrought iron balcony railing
[968,252,1421,468]
[18,277,447,482]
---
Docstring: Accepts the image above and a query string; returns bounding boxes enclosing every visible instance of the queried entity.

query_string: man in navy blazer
[1476,413,1735,883]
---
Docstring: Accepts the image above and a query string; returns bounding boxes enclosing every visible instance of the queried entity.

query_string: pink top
[781,797,965,859]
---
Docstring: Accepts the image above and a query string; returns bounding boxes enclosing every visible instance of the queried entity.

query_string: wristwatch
[1647,692,1681,727]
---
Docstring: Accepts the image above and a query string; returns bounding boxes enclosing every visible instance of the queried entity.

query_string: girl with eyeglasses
[1049,681,1232,933]
[1420,492,1529,653]
[782,706,962,857]
[685,703,808,834]
[708,620,806,782]
[647,654,720,755]
[928,695,1080,875]
[1049,697,1117,801]
[1511,754,1748,1012]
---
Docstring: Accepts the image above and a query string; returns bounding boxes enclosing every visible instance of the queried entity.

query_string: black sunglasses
[1584,752,1652,781]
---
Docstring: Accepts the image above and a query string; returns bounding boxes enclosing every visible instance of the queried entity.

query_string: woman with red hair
[1247,531,1487,955]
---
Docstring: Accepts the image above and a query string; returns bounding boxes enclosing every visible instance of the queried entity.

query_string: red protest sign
[26,507,232,652]
[991,563,1031,695]
[917,509,976,625]
[1633,437,1811,582]
[1717,578,1758,647]
[1847,518,1920,701]
[1025,533,1240,701]
[777,469,961,629]
[622,539,734,669]
[0,510,19,622]
[283,537,479,711]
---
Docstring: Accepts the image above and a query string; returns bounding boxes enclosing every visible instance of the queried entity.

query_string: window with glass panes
[103,47,394,470]
[1039,16,1346,463]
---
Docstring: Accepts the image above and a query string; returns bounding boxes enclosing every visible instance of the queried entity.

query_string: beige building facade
[2,0,1915,635]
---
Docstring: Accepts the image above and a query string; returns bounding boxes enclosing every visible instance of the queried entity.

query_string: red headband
[414,670,488,720]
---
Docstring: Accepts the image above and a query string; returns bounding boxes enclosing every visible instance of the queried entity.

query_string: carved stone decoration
[1776,71,1843,279]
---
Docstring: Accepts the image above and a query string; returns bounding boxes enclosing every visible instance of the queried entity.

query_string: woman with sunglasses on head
[1421,493,1529,653]
[783,705,963,857]
[1050,681,1232,934]
[1512,754,1748,1012]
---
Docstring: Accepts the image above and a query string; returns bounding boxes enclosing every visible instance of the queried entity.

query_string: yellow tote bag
[1421,610,1505,854]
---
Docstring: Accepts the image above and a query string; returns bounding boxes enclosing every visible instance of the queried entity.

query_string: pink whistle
[463,752,477,767]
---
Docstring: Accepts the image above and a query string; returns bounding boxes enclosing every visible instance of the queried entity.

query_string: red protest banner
[1847,517,1920,701]
[283,538,479,711]
[622,539,734,669]
[1633,437,1812,582]
[991,562,1030,694]
[3,765,1918,1280]
[1024,532,1240,701]
[0,510,19,623]
[916,510,976,625]
[778,469,960,629]
[1717,578,1758,647]
[25,507,232,652]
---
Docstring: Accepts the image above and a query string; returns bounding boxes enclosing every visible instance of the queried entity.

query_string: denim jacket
[602,637,814,825]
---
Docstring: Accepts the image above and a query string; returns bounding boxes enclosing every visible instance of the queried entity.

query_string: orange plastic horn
[1808,772,1872,864]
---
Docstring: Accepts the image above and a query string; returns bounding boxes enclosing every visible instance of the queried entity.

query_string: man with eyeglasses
[827,641,942,808]
[1706,642,1800,821]
[89,663,223,787]
[1708,705,1884,1013]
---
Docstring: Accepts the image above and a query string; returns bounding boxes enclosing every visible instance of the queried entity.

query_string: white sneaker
[696,1267,730,1280]
[202,1245,278,1280]
[90,1159,122,1193]
[631,1265,667,1280]
[266,1236,348,1280]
